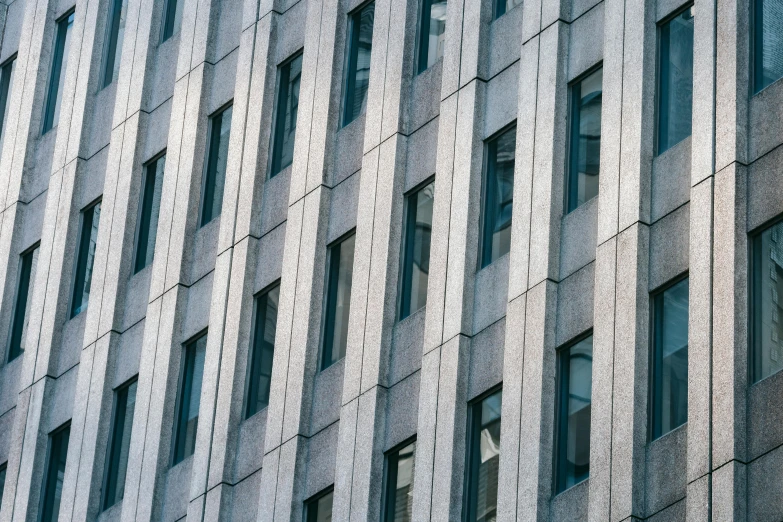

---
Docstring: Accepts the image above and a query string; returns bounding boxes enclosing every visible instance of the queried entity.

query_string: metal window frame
[102,0,124,88]
[463,385,502,522]
[319,230,356,371]
[171,330,208,466]
[200,103,233,227]
[102,376,138,510]
[304,485,334,522]
[380,436,417,522]
[270,50,304,178]
[7,243,38,362]
[0,54,16,143]
[479,122,516,269]
[245,281,281,419]
[565,64,602,214]
[133,151,166,273]
[39,422,71,522]
[70,198,102,318]
[160,0,179,42]
[42,10,75,134]
[341,0,375,127]
[398,175,435,321]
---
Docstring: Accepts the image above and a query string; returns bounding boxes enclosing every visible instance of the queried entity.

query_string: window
[480,125,515,269]
[650,277,688,440]
[245,283,280,418]
[399,180,434,321]
[102,0,128,87]
[417,0,446,73]
[172,333,207,465]
[161,0,183,42]
[657,6,693,155]
[0,56,16,148]
[555,334,593,493]
[305,488,334,522]
[39,424,70,522]
[382,439,415,522]
[566,67,602,213]
[321,232,356,370]
[753,0,783,93]
[270,52,303,177]
[0,462,6,509]
[134,153,165,273]
[342,2,375,127]
[71,201,102,318]
[8,246,39,362]
[201,105,232,226]
[102,378,137,510]
[751,221,783,383]
[465,389,501,522]
[42,11,74,134]
[493,0,522,19]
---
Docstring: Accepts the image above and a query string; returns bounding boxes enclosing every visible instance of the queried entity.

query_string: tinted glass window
[481,126,515,268]
[134,154,165,273]
[383,441,415,522]
[103,379,137,510]
[493,0,522,19]
[201,105,232,226]
[103,0,128,87]
[0,57,16,149]
[657,7,693,155]
[305,489,334,522]
[399,181,434,320]
[418,0,447,73]
[40,425,70,522]
[321,233,356,370]
[8,246,38,362]
[172,334,207,465]
[271,53,302,177]
[567,68,602,213]
[343,2,375,126]
[72,202,102,317]
[752,222,783,382]
[161,0,183,41]
[246,284,280,418]
[754,0,783,92]
[465,389,501,522]
[43,12,74,134]
[0,463,6,510]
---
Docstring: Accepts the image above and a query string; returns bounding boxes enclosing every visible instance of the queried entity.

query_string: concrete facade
[0,0,780,519]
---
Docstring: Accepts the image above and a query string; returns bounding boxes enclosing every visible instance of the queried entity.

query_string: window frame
[133,151,166,274]
[269,50,304,178]
[39,422,71,522]
[416,0,446,74]
[341,0,375,127]
[101,0,125,88]
[398,176,435,321]
[381,436,417,522]
[200,102,233,227]
[304,485,334,522]
[171,330,208,466]
[751,0,783,94]
[70,198,102,318]
[101,376,138,511]
[463,385,502,522]
[0,461,6,508]
[42,10,75,134]
[320,230,356,371]
[160,0,180,42]
[0,54,17,145]
[244,281,281,419]
[7,243,38,363]
[479,122,516,270]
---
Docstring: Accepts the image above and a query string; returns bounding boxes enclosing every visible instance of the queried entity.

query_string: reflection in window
[161,0,183,42]
[465,389,501,522]
[343,2,375,126]
[399,181,434,320]
[72,201,102,317]
[321,233,356,370]
[753,0,783,93]
[418,0,447,73]
[172,333,207,465]
[305,488,334,522]
[103,379,138,510]
[8,246,38,362]
[0,56,16,150]
[246,284,280,418]
[43,11,74,134]
[383,440,415,522]
[40,424,70,522]
[481,125,515,268]
[657,7,693,155]
[201,105,232,226]
[567,68,602,213]
[102,0,129,87]
[271,53,303,177]
[493,0,522,19]
[752,222,783,383]
[134,153,165,273]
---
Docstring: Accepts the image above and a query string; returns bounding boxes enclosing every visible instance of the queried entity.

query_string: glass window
[566,68,602,213]
[0,56,16,149]
[102,0,128,87]
[201,105,232,226]
[40,424,70,522]
[245,284,280,418]
[752,221,783,383]
[134,153,165,273]
[71,201,102,318]
[555,335,593,493]
[342,2,375,127]
[0,462,6,509]
[270,52,303,177]
[465,389,501,522]
[161,0,183,42]
[399,180,434,321]
[657,7,694,155]
[493,0,522,19]
[43,11,74,134]
[753,0,783,93]
[8,246,38,362]
[480,125,515,268]
[321,233,356,370]
[103,379,137,510]
[172,333,207,465]
[651,277,689,439]
[305,488,334,522]
[417,0,447,73]
[383,440,415,522]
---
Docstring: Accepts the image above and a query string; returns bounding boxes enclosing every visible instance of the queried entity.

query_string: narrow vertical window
[102,0,128,87]
[383,440,415,522]
[751,221,783,383]
[566,67,602,213]
[651,277,689,440]
[493,0,521,19]
[399,180,434,321]
[42,11,75,134]
[201,105,232,226]
[465,389,502,522]
[102,378,137,510]
[0,462,6,508]
[321,233,356,370]
[245,283,280,418]
[305,488,334,522]
[480,125,515,269]
[555,335,593,493]
[0,56,16,149]
[657,7,694,155]
[40,424,70,522]
[172,333,207,465]
[71,201,102,318]
[753,0,783,93]
[417,0,447,73]
[8,246,39,362]
[342,2,375,127]
[134,153,165,273]
[161,0,183,42]
[270,52,303,177]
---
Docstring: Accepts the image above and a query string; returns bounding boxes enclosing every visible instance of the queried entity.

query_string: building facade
[0,0,780,519]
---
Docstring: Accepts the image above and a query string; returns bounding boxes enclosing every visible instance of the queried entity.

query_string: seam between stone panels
[524,30,540,291]
[26,359,81,390]
[190,43,241,72]
[520,0,605,47]
[459,57,521,87]
[299,0,325,197]
[426,344,442,516]
[231,218,288,250]
[513,292,527,518]
[344,366,422,407]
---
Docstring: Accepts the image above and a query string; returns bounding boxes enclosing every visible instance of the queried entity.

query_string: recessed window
[751,221,783,383]
[42,11,75,134]
[71,201,102,318]
[102,378,137,511]
[172,333,207,465]
[0,462,7,509]
[555,334,593,493]
[160,0,183,42]
[383,439,415,522]
[245,283,280,418]
[201,104,232,226]
[342,2,375,127]
[270,52,303,177]
[650,277,689,440]
[102,0,128,87]
[465,388,502,522]
[480,125,515,269]
[399,180,434,321]
[134,153,165,273]
[657,7,693,155]
[40,424,71,522]
[8,246,38,362]
[321,232,356,370]
[566,67,602,213]
[753,0,783,93]
[417,0,447,73]
[305,487,334,522]
[0,56,16,149]
[493,0,521,20]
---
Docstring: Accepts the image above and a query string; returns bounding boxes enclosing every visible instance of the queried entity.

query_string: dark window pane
[657,7,693,155]
[305,489,334,522]
[173,334,207,465]
[754,0,783,92]
[466,389,501,522]
[417,0,447,73]
[0,463,6,509]
[201,105,232,226]
[567,68,602,213]
[103,379,137,510]
[102,0,128,87]
[161,0,183,42]
[271,53,302,177]
[8,246,38,362]
[321,233,356,369]
[383,441,415,522]
[43,12,74,134]
[71,202,102,317]
[752,222,783,382]
[246,284,280,418]
[481,126,515,268]
[399,181,434,320]
[40,425,70,522]
[0,57,16,149]
[493,0,522,19]
[342,2,375,126]
[134,154,165,273]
